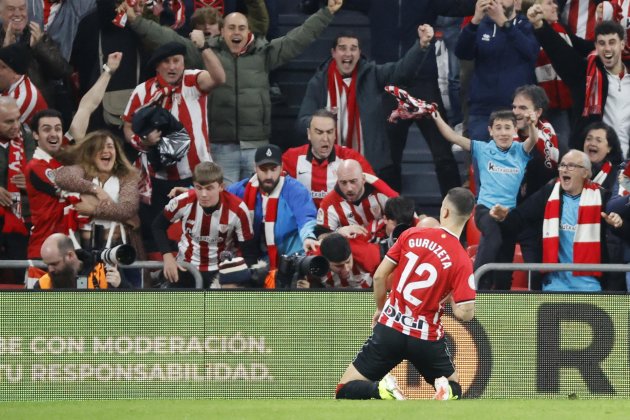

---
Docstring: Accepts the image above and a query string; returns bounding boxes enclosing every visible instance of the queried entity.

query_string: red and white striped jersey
[317,174,397,234]
[282,144,375,208]
[379,227,476,341]
[163,189,253,271]
[560,0,598,40]
[2,75,48,126]
[123,70,211,181]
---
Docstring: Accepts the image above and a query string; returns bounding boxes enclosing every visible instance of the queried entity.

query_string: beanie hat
[146,42,187,70]
[218,254,251,286]
[0,43,31,75]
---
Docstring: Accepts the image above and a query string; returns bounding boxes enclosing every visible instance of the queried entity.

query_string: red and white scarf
[542,180,602,276]
[583,51,603,116]
[61,193,90,236]
[42,0,62,31]
[0,137,27,235]
[243,174,285,269]
[384,85,438,122]
[591,161,612,186]
[327,62,362,153]
[195,0,224,13]
[534,119,560,169]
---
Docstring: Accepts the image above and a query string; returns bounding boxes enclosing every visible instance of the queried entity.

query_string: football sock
[449,381,462,399]
[335,381,380,399]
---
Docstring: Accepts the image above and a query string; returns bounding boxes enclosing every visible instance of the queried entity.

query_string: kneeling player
[335,187,476,400]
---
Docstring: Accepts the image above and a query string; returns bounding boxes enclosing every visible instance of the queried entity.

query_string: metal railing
[474,263,630,290]
[0,260,204,289]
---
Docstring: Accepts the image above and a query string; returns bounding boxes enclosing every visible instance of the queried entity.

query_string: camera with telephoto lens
[379,223,411,258]
[276,254,330,288]
[93,244,137,266]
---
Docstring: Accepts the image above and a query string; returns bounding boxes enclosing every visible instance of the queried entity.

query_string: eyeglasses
[558,162,585,171]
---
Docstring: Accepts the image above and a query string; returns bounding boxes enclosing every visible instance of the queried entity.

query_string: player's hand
[168,186,189,198]
[472,0,490,25]
[327,0,343,14]
[489,204,509,222]
[303,238,320,253]
[190,29,205,48]
[163,253,185,283]
[337,225,368,239]
[527,4,544,29]
[105,264,122,288]
[417,24,434,49]
[10,173,26,190]
[602,211,623,229]
[0,187,13,207]
[371,308,382,328]
[106,52,123,73]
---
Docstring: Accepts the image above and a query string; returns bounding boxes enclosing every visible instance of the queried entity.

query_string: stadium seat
[511,244,529,291]
[465,209,481,247]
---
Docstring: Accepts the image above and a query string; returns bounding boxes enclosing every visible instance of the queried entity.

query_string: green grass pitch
[1,399,629,420]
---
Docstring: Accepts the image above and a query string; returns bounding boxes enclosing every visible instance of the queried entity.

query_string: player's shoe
[433,376,454,400]
[378,374,406,400]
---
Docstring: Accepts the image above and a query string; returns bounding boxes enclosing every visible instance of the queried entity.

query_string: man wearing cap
[227,144,319,288]
[0,96,35,282]
[120,0,344,185]
[282,108,375,209]
[122,40,225,251]
[0,42,47,126]
[316,159,399,242]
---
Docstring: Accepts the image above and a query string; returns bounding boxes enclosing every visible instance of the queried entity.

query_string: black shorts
[353,323,455,385]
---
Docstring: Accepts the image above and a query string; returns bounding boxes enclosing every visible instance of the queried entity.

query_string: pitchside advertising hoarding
[0,291,628,400]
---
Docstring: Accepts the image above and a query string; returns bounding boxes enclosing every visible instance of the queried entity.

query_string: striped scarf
[243,175,285,270]
[327,62,361,153]
[534,119,560,169]
[591,161,611,187]
[542,180,602,276]
[194,0,224,13]
[0,137,27,234]
[583,51,603,116]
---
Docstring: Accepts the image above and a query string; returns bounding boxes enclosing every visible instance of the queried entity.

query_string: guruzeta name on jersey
[407,238,452,269]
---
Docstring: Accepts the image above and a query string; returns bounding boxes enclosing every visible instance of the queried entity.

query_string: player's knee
[449,381,462,399]
[335,383,347,399]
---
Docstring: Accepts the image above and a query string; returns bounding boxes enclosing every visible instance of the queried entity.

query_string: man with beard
[528,12,630,155]
[35,232,129,289]
[455,0,539,142]
[316,159,398,242]
[122,41,225,251]
[227,145,319,288]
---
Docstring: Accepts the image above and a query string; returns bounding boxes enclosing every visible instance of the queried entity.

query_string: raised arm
[69,52,123,142]
[189,30,226,92]
[431,110,471,151]
[522,111,539,154]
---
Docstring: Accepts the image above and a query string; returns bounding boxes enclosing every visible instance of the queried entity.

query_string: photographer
[299,233,379,289]
[35,233,131,289]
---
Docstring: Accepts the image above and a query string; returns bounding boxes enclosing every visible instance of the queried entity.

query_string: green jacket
[129,7,335,149]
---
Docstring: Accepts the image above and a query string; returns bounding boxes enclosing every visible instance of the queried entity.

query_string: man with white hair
[490,149,624,291]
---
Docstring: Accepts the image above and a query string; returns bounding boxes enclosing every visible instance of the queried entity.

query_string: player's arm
[373,257,397,318]
[450,297,475,322]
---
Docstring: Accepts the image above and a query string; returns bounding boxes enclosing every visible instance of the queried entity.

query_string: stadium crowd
[0,0,630,292]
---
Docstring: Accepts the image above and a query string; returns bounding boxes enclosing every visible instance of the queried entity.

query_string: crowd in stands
[1,0,630,291]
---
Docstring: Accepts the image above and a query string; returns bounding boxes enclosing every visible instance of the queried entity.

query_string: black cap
[0,43,31,75]
[147,42,187,70]
[254,145,282,166]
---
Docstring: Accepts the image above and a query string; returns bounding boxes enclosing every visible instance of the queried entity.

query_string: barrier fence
[0,291,628,401]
